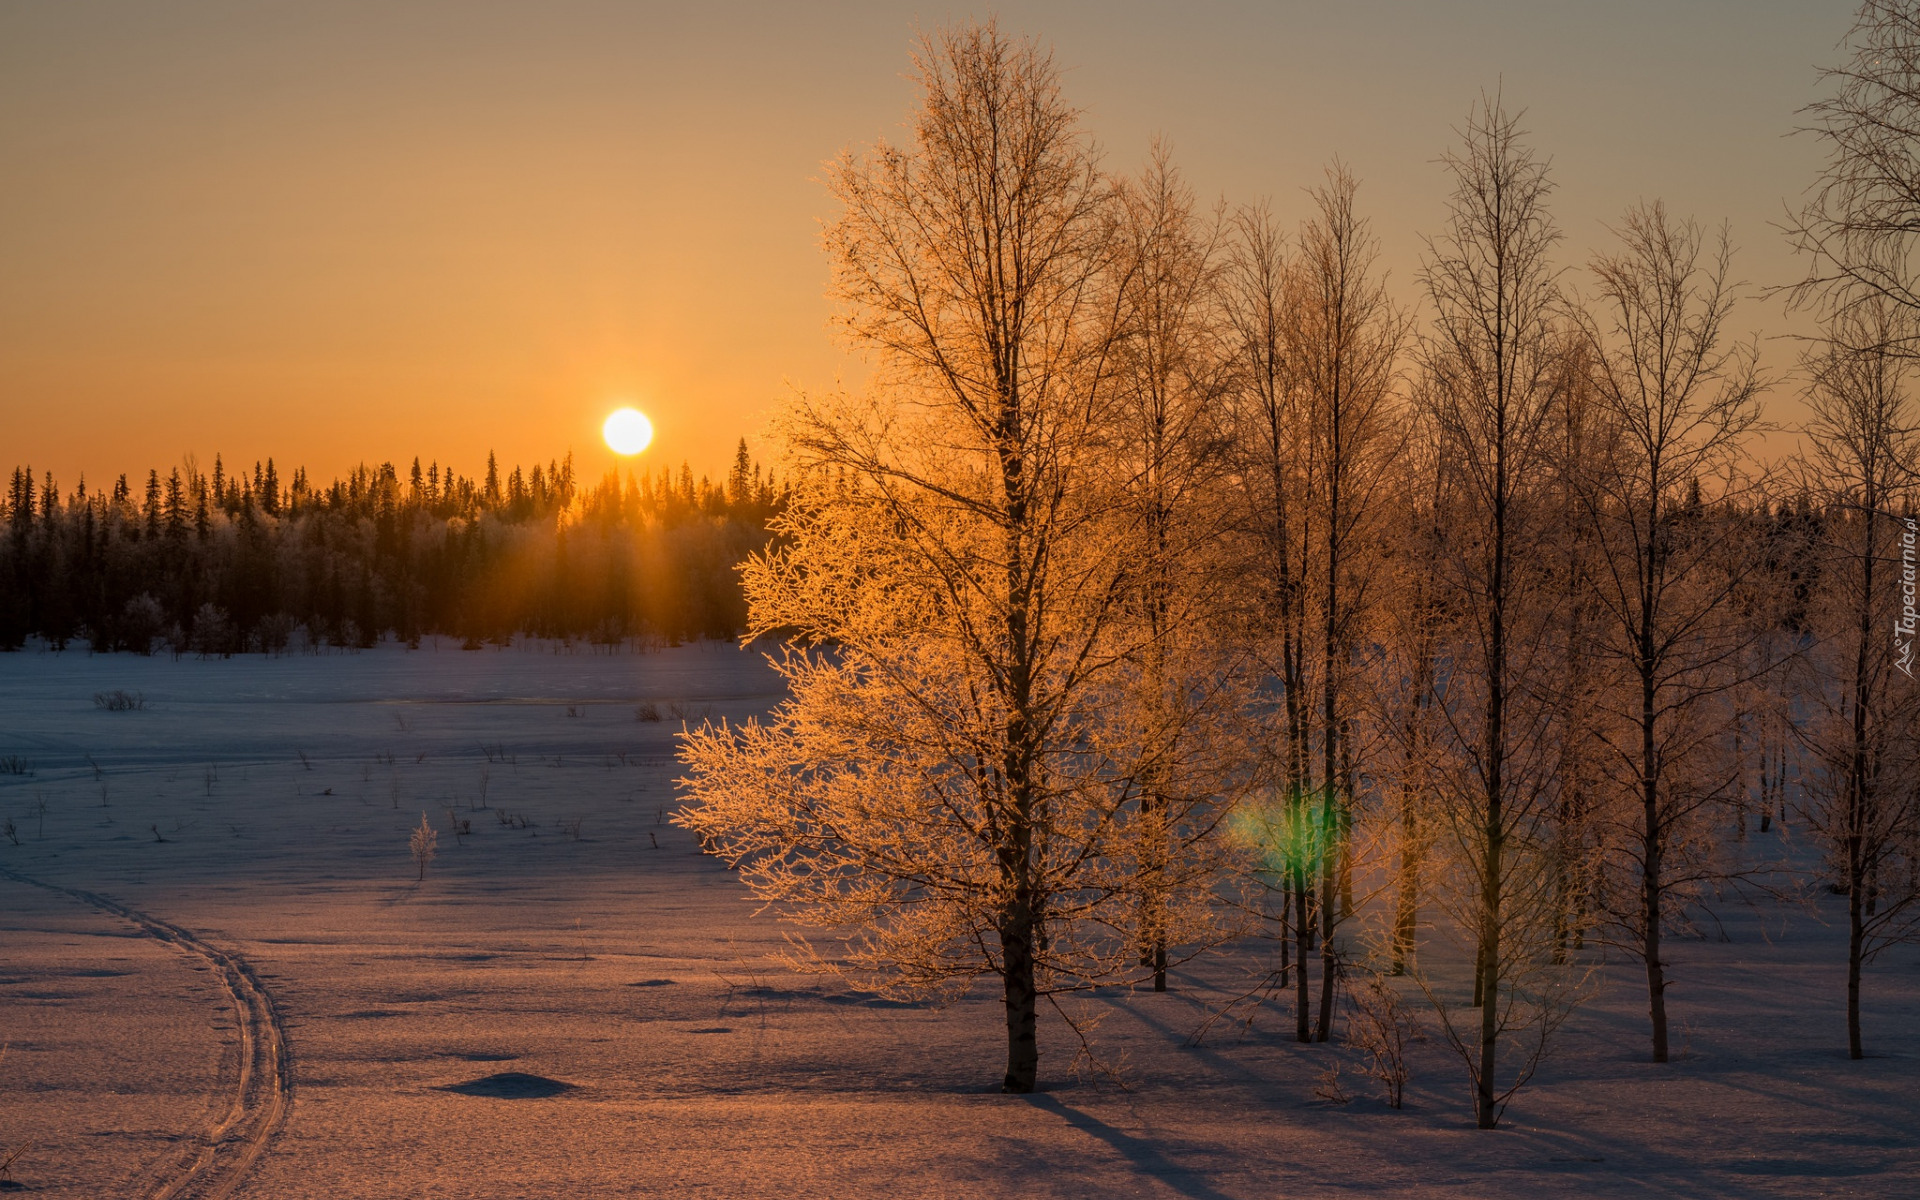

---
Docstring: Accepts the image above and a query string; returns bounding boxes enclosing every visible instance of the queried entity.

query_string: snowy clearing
[0,642,1913,1198]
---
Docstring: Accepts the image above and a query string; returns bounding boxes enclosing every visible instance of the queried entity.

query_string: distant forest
[0,441,784,653]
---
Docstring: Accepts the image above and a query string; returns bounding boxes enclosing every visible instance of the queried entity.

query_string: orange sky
[0,2,1850,489]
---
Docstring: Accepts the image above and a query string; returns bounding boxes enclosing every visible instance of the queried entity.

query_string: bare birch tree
[1787,0,1920,351]
[1110,146,1241,993]
[1286,167,1408,1040]
[1573,203,1769,1064]
[1418,96,1573,1129]
[1543,333,1612,960]
[1793,297,1920,1059]
[1224,201,1320,1041]
[1376,400,1448,979]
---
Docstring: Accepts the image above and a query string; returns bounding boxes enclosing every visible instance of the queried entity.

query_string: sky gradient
[0,1,1854,487]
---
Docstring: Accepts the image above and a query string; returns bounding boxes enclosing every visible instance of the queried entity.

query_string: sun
[602,407,654,456]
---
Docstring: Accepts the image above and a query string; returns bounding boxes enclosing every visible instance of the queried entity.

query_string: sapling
[3,1138,40,1185]
[1347,974,1416,1108]
[410,812,438,880]
[1312,1061,1351,1105]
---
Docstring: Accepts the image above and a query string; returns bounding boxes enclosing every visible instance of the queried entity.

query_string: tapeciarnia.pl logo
[1898,516,1917,680]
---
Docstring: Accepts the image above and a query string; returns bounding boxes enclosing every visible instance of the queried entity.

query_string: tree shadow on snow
[1020,1094,1236,1200]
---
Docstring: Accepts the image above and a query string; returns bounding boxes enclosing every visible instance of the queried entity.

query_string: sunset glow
[602,406,654,456]
[0,8,1909,1197]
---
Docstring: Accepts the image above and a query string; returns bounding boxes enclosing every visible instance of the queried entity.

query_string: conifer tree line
[0,440,785,652]
[676,15,1920,1120]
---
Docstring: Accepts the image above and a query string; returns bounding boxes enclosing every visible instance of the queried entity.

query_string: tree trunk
[1279,890,1292,987]
[1477,410,1507,1131]
[1316,805,1338,1041]
[1295,866,1313,1043]
[1339,724,1356,920]
[1848,869,1865,1061]
[1316,692,1340,1040]
[1642,621,1669,1065]
[1845,506,1876,1061]
[1644,872,1668,1064]
[1476,845,1502,1129]
[1000,913,1039,1093]
[1392,782,1418,975]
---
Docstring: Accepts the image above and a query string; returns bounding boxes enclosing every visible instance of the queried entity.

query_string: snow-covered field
[0,642,1914,1198]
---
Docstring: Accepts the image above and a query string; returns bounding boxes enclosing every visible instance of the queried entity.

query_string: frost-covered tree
[1286,166,1407,1040]
[1417,96,1575,1130]
[1109,146,1241,993]
[1789,0,1920,348]
[1573,202,1768,1064]
[1792,298,1920,1059]
[1223,199,1320,1039]
[675,23,1250,1094]
[409,812,438,881]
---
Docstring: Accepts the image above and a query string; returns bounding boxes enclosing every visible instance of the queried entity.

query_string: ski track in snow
[0,867,292,1200]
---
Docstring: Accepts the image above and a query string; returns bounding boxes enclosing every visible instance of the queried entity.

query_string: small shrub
[118,593,165,654]
[93,690,146,712]
[1312,1061,1351,1105]
[1347,974,1416,1109]
[254,612,298,656]
[635,702,661,722]
[190,603,236,658]
[0,756,31,777]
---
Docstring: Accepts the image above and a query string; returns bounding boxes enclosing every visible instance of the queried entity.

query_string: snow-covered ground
[0,641,1914,1198]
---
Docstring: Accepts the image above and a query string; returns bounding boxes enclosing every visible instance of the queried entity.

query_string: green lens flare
[1230,788,1336,878]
